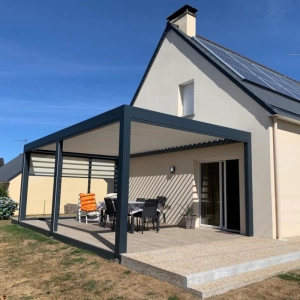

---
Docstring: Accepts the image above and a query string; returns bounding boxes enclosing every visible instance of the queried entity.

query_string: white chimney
[166,4,198,37]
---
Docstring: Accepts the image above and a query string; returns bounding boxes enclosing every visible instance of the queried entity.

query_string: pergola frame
[18,105,253,259]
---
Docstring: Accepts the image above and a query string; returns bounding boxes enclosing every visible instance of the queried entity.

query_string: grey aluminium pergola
[18,105,253,259]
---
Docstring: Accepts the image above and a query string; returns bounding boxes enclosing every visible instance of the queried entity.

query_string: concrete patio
[13,217,244,254]
[12,217,300,298]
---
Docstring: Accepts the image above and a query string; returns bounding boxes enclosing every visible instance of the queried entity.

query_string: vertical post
[115,106,131,258]
[50,140,63,235]
[18,152,31,221]
[244,139,253,236]
[87,158,92,193]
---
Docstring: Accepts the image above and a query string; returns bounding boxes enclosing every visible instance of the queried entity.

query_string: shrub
[0,184,9,198]
[0,197,18,220]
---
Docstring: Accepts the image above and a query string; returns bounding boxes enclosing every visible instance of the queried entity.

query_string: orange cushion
[79,193,95,197]
[80,195,95,201]
[80,199,96,205]
[81,204,97,212]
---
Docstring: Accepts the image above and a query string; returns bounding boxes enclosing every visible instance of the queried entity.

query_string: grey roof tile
[0,154,23,182]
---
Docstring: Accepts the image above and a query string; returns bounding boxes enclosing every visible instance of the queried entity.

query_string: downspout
[272,116,281,239]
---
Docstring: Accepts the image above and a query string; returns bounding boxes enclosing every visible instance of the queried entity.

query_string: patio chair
[136,199,159,234]
[136,198,146,202]
[103,197,117,230]
[78,193,100,224]
[156,196,167,223]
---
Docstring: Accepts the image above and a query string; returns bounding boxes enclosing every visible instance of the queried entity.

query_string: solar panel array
[194,37,300,101]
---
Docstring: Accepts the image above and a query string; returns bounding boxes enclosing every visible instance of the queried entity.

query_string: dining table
[97,200,162,233]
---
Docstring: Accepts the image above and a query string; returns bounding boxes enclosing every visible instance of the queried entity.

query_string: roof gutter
[275,114,300,126]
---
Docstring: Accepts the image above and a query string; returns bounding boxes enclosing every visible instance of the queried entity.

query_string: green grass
[168,296,180,300]
[69,248,92,256]
[278,272,300,282]
[54,272,74,281]
[81,280,98,292]
[0,223,57,244]
[61,256,86,266]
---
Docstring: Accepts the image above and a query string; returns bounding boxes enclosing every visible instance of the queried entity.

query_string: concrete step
[188,258,300,299]
[184,250,300,288]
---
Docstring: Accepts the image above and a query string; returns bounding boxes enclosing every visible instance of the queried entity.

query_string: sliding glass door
[200,162,221,227]
[200,160,240,231]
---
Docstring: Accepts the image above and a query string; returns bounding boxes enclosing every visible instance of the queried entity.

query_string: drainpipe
[272,116,281,239]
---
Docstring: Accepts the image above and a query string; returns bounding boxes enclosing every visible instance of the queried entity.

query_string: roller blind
[29,155,115,179]
[182,83,194,116]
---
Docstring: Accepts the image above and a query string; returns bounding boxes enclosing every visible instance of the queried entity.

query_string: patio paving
[16,217,244,253]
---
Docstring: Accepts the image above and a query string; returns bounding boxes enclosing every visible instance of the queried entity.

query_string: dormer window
[180,82,194,117]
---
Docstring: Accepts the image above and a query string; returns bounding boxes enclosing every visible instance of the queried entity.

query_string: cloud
[266,0,293,23]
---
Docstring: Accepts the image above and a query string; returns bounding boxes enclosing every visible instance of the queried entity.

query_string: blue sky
[1,0,299,163]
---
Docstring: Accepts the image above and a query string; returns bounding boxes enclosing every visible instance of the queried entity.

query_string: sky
[1,0,300,163]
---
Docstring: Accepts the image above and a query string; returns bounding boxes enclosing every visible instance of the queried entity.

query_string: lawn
[0,220,299,300]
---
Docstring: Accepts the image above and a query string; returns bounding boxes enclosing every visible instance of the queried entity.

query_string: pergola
[18,105,253,259]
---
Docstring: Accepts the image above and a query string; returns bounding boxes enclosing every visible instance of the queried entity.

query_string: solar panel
[194,37,300,101]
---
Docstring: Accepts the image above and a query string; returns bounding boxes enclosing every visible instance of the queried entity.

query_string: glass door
[200,162,221,227]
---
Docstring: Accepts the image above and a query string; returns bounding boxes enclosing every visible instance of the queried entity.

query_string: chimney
[166,4,198,37]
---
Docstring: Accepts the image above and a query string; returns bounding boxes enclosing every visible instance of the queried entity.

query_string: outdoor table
[97,200,162,233]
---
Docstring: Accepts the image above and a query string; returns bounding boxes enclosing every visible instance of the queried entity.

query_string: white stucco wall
[130,142,246,234]
[277,119,300,237]
[133,29,274,238]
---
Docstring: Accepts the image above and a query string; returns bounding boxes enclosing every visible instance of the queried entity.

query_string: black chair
[136,198,146,202]
[156,196,167,223]
[104,197,116,230]
[136,199,159,234]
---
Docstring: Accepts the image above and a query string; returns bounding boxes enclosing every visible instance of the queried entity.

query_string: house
[130,5,300,239]
[1,154,116,215]
[0,154,23,198]
[17,5,300,257]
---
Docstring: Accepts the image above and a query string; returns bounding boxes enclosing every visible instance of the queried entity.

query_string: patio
[14,217,244,255]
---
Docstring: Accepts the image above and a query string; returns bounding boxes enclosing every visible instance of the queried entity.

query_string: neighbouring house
[2,154,116,215]
[0,154,23,198]
[17,5,300,257]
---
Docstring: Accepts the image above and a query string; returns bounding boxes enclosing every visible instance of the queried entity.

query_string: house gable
[132,26,276,238]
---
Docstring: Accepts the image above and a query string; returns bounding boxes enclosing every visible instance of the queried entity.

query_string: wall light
[170,166,176,173]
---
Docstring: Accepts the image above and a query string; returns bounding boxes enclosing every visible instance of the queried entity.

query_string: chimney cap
[166,4,198,22]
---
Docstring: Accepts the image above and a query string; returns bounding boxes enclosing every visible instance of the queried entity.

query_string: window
[181,83,194,117]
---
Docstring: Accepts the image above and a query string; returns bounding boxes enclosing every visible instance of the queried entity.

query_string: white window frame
[179,81,194,118]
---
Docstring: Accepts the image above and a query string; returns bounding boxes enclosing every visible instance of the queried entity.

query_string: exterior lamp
[170,166,176,173]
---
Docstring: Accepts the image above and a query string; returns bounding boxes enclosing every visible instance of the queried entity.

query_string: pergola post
[115,106,131,258]
[50,140,63,235]
[18,151,31,221]
[244,139,253,236]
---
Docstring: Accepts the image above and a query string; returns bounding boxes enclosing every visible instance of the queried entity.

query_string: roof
[0,154,23,183]
[0,158,4,168]
[130,23,300,122]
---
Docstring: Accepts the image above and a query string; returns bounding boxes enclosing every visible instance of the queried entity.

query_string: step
[184,250,300,288]
[188,258,300,299]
